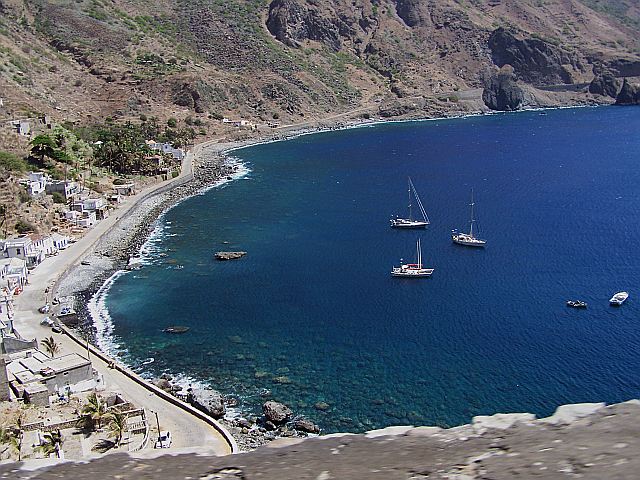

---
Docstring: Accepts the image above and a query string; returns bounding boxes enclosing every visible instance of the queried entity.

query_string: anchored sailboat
[390,177,430,228]
[391,238,434,277]
[452,189,486,247]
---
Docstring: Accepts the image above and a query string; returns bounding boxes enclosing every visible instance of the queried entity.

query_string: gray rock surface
[488,27,583,85]
[588,70,620,98]
[263,401,293,425]
[615,78,640,105]
[7,400,640,479]
[187,388,226,419]
[482,68,525,111]
[293,418,320,434]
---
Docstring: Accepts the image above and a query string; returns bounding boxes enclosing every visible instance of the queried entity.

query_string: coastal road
[11,143,234,456]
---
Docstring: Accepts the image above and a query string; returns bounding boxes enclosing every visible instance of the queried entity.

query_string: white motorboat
[452,189,486,247]
[390,177,430,228]
[391,239,434,278]
[609,291,629,306]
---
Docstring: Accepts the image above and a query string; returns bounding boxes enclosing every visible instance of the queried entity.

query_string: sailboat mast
[407,177,413,221]
[469,189,475,237]
[417,238,422,267]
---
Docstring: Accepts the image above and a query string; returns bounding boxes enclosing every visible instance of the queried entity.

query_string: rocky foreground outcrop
[7,400,640,479]
[482,67,525,111]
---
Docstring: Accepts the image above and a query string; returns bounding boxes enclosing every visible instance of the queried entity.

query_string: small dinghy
[566,300,587,309]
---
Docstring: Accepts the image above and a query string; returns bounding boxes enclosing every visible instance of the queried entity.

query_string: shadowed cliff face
[4,401,640,479]
[488,27,585,85]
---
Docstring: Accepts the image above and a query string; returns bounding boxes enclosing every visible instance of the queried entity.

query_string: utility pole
[152,410,161,447]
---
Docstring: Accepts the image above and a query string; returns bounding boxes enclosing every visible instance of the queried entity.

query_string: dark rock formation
[588,69,620,98]
[262,401,293,425]
[488,27,583,85]
[394,0,423,27]
[266,0,343,51]
[9,401,640,479]
[214,251,247,261]
[293,418,320,434]
[605,58,640,78]
[187,389,226,419]
[615,79,640,105]
[482,68,524,111]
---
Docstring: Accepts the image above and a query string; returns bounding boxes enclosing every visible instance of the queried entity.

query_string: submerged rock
[263,401,293,424]
[187,389,226,419]
[215,251,247,261]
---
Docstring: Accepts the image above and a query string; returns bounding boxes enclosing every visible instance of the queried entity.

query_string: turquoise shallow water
[96,107,640,432]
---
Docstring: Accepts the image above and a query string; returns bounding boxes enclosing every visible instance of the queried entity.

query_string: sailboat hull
[391,268,434,277]
[451,233,486,247]
[390,219,429,228]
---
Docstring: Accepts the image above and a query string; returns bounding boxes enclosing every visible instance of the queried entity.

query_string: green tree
[167,117,177,128]
[41,336,60,357]
[35,430,63,458]
[81,392,108,430]
[106,412,127,447]
[30,134,57,166]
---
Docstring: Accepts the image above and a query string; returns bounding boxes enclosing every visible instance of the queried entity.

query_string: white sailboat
[452,189,486,247]
[391,239,434,277]
[390,177,430,228]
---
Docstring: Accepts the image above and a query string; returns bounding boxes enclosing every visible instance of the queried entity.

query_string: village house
[3,236,45,269]
[10,119,31,136]
[50,233,69,251]
[146,140,185,161]
[0,258,28,290]
[113,183,135,196]
[46,180,81,200]
[22,172,50,196]
[6,349,103,405]
[28,234,56,257]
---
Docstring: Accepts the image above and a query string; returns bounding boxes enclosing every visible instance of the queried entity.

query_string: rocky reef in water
[7,400,640,479]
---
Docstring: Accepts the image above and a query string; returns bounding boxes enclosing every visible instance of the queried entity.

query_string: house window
[63,372,69,376]
[16,248,21,255]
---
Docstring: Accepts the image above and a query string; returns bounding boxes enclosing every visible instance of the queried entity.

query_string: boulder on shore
[589,70,620,98]
[615,79,640,105]
[215,251,247,261]
[294,418,320,434]
[187,389,226,419]
[482,66,524,111]
[263,401,293,425]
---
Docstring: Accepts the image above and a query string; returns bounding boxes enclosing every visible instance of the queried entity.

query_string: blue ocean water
[98,107,640,432]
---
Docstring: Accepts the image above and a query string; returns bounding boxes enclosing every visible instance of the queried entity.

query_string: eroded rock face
[394,0,422,27]
[488,27,583,85]
[266,0,343,51]
[482,68,524,111]
[187,389,226,419]
[615,79,640,105]
[263,401,293,425]
[294,418,320,434]
[588,70,620,98]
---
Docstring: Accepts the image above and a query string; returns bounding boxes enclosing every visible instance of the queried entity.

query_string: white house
[22,172,50,196]
[0,258,28,290]
[50,233,69,251]
[77,211,97,228]
[46,180,80,199]
[28,234,56,257]
[146,140,185,161]
[114,184,135,196]
[4,237,44,269]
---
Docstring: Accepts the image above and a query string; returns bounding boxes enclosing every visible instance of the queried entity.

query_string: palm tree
[81,392,108,430]
[35,430,63,458]
[41,336,60,358]
[106,412,127,447]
